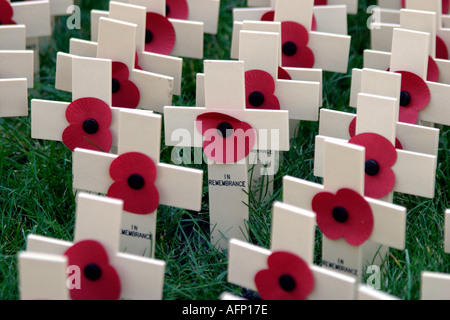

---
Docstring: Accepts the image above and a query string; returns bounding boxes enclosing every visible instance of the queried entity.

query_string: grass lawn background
[0,0,448,300]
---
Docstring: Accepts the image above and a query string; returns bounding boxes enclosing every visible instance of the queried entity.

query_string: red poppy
[64,240,121,300]
[254,251,314,300]
[395,71,430,124]
[62,98,113,152]
[427,56,439,82]
[278,67,292,80]
[312,188,374,246]
[314,0,328,5]
[348,132,397,199]
[165,0,189,20]
[0,0,16,25]
[281,21,315,68]
[245,70,280,110]
[135,52,143,70]
[196,112,256,164]
[108,152,160,215]
[436,35,449,60]
[348,117,403,150]
[111,61,140,109]
[144,12,176,55]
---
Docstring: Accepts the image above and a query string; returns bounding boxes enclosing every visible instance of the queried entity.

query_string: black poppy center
[128,174,145,190]
[282,41,298,57]
[249,91,265,107]
[332,206,349,223]
[166,4,171,15]
[145,29,154,44]
[112,78,121,93]
[279,274,296,292]
[217,122,234,138]
[365,159,380,176]
[84,263,102,281]
[400,90,411,107]
[82,118,99,135]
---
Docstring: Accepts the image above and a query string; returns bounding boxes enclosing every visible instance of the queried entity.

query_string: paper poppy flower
[254,251,314,300]
[0,0,16,25]
[196,112,256,164]
[64,240,121,300]
[108,152,160,215]
[427,56,439,82]
[348,118,403,150]
[245,70,281,110]
[349,132,397,199]
[62,98,113,152]
[165,0,189,20]
[394,71,430,124]
[111,61,140,109]
[144,12,176,55]
[312,188,374,246]
[281,21,315,68]
[277,67,292,80]
[436,35,449,60]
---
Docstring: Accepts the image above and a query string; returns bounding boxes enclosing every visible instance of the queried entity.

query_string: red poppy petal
[112,80,140,109]
[312,192,346,240]
[112,61,130,81]
[109,152,157,182]
[349,132,397,168]
[196,113,256,164]
[348,117,357,137]
[395,138,403,150]
[64,240,121,300]
[255,252,314,300]
[0,0,15,25]
[282,44,315,68]
[108,181,160,214]
[427,56,439,82]
[145,12,176,55]
[135,52,143,70]
[443,0,450,14]
[314,0,328,5]
[396,71,430,116]
[282,21,309,46]
[261,10,275,22]
[62,126,113,152]
[245,70,280,110]
[278,67,292,80]
[398,105,419,124]
[108,152,159,215]
[165,0,189,20]
[66,98,112,126]
[311,14,317,31]
[364,168,396,199]
[436,35,449,60]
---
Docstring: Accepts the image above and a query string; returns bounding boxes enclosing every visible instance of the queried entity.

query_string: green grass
[0,0,448,300]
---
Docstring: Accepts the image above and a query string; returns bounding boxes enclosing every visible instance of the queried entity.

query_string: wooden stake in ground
[164,60,290,251]
[56,16,174,112]
[231,0,351,74]
[0,25,33,117]
[283,137,407,281]
[19,193,166,300]
[72,109,203,257]
[420,209,450,300]
[365,28,450,126]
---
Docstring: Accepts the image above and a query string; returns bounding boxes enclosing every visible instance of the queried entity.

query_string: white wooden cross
[283,137,407,281]
[325,68,441,158]
[420,209,450,300]
[164,60,290,251]
[0,25,34,118]
[33,55,134,152]
[20,192,166,300]
[246,0,358,14]
[72,109,203,258]
[370,7,450,86]
[315,92,438,202]
[110,0,220,34]
[364,28,450,126]
[56,16,174,111]
[231,0,351,74]
[228,201,359,300]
